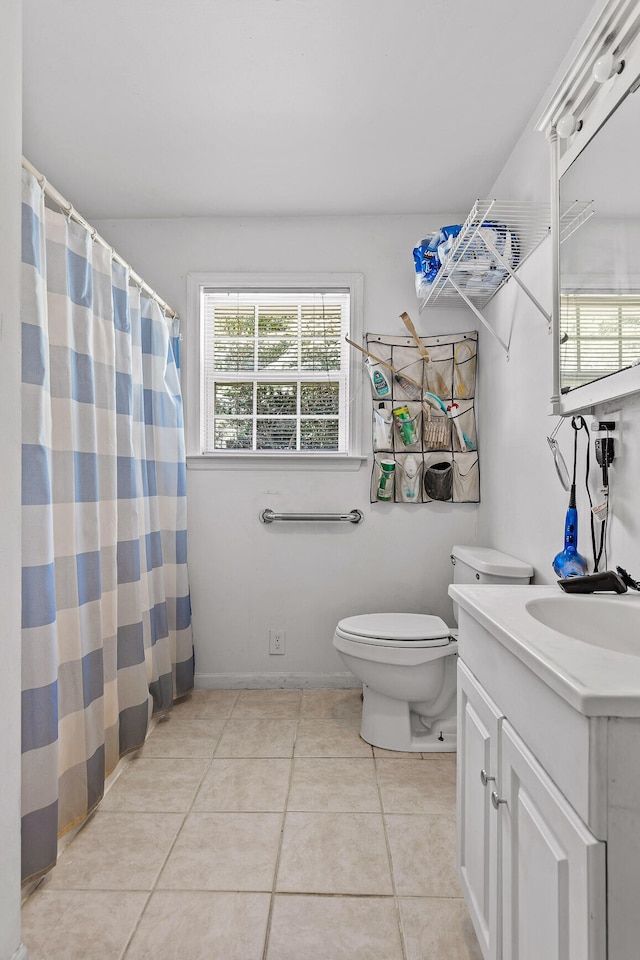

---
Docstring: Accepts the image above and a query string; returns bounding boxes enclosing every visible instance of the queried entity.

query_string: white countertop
[449,584,640,717]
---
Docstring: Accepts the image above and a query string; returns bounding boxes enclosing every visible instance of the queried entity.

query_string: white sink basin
[525,595,640,656]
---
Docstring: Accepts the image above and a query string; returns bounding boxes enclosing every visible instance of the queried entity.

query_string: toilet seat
[336,612,451,648]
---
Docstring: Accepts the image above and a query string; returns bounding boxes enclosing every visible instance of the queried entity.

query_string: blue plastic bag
[413,224,462,296]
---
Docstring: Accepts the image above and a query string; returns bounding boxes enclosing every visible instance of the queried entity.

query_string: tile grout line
[374,754,409,960]
[120,696,239,959]
[26,691,468,957]
[25,705,237,958]
[261,706,301,960]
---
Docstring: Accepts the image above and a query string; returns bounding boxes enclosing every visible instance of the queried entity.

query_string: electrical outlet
[269,629,286,655]
[591,409,622,443]
[591,410,622,468]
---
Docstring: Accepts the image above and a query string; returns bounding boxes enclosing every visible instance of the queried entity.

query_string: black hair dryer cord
[616,566,640,591]
[570,416,603,571]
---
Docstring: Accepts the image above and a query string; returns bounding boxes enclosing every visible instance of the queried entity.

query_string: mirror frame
[537,0,640,414]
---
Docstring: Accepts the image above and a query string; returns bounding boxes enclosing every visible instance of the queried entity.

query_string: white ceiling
[23,0,596,220]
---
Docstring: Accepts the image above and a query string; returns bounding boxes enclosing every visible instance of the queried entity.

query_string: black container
[424,461,453,501]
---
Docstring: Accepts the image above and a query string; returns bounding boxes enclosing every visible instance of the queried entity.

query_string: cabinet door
[499,720,606,960]
[457,660,503,960]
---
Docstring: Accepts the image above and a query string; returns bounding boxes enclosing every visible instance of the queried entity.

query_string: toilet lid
[336,612,450,645]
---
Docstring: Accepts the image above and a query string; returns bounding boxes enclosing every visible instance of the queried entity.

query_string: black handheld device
[557,570,628,594]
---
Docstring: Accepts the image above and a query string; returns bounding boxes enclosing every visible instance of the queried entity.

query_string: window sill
[186,453,368,472]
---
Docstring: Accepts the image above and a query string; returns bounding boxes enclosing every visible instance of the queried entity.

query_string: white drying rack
[418,199,593,356]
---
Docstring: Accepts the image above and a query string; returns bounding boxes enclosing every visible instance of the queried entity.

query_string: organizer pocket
[423,454,453,502]
[453,339,477,400]
[372,403,394,452]
[448,399,477,452]
[424,358,453,400]
[392,402,422,452]
[423,413,451,451]
[453,453,480,502]
[392,345,424,401]
[396,454,423,503]
[371,455,397,502]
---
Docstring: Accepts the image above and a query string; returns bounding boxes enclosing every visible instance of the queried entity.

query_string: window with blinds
[200,288,352,453]
[560,293,640,389]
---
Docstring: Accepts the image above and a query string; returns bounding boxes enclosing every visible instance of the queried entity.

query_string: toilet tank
[450,545,533,623]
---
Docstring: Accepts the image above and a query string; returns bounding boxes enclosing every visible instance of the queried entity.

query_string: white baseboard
[194,672,361,690]
[12,944,29,960]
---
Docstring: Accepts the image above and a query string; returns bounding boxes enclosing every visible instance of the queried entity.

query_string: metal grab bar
[260,508,363,525]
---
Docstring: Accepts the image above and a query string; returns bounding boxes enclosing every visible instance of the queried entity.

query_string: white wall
[0,1,26,957]
[95,214,478,685]
[476,100,640,581]
[93,3,640,678]
[561,217,640,283]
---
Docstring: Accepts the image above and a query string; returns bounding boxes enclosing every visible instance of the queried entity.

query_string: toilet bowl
[333,545,533,753]
[334,612,457,753]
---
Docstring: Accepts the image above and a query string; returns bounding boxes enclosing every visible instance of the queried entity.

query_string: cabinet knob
[480,769,495,786]
[491,790,507,810]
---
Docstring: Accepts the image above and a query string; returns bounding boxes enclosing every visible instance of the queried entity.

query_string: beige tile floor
[22,689,483,960]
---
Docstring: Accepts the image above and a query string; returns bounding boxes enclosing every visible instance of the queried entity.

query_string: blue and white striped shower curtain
[20,170,194,883]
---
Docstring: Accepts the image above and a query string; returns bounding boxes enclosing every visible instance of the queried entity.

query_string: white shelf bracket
[448,277,511,358]
[478,232,552,327]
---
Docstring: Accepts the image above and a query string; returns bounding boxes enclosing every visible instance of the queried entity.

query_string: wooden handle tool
[399,312,450,398]
[346,337,434,421]
[345,337,422,392]
[400,312,431,363]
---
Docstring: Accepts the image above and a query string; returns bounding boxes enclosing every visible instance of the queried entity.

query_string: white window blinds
[560,293,640,389]
[200,289,351,453]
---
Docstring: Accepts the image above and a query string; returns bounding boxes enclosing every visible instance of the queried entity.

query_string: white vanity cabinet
[452,585,640,960]
[457,661,501,960]
[499,717,605,960]
[458,658,606,960]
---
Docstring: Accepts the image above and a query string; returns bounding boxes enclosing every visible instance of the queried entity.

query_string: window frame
[185,272,365,469]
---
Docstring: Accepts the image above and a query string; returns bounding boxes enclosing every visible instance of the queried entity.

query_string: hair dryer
[552,483,588,577]
[552,418,588,578]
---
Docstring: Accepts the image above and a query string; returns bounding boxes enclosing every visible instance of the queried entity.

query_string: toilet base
[360,684,456,753]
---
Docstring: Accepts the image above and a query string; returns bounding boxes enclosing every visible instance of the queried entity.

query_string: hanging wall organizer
[365,329,479,505]
[415,199,593,357]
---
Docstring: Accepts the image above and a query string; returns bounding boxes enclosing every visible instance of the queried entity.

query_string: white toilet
[333,545,533,752]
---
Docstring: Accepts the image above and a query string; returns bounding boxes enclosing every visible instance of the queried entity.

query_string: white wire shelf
[417,199,593,356]
[559,199,595,244]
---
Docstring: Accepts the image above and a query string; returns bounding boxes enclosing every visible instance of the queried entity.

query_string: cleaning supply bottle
[393,373,422,401]
[365,358,391,398]
[392,405,418,446]
[373,404,393,450]
[401,455,421,500]
[376,460,396,501]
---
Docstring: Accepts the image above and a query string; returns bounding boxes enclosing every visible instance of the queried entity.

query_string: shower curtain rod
[21,157,178,320]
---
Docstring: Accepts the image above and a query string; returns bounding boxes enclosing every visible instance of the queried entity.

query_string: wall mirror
[559,84,640,404]
[539,0,640,414]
